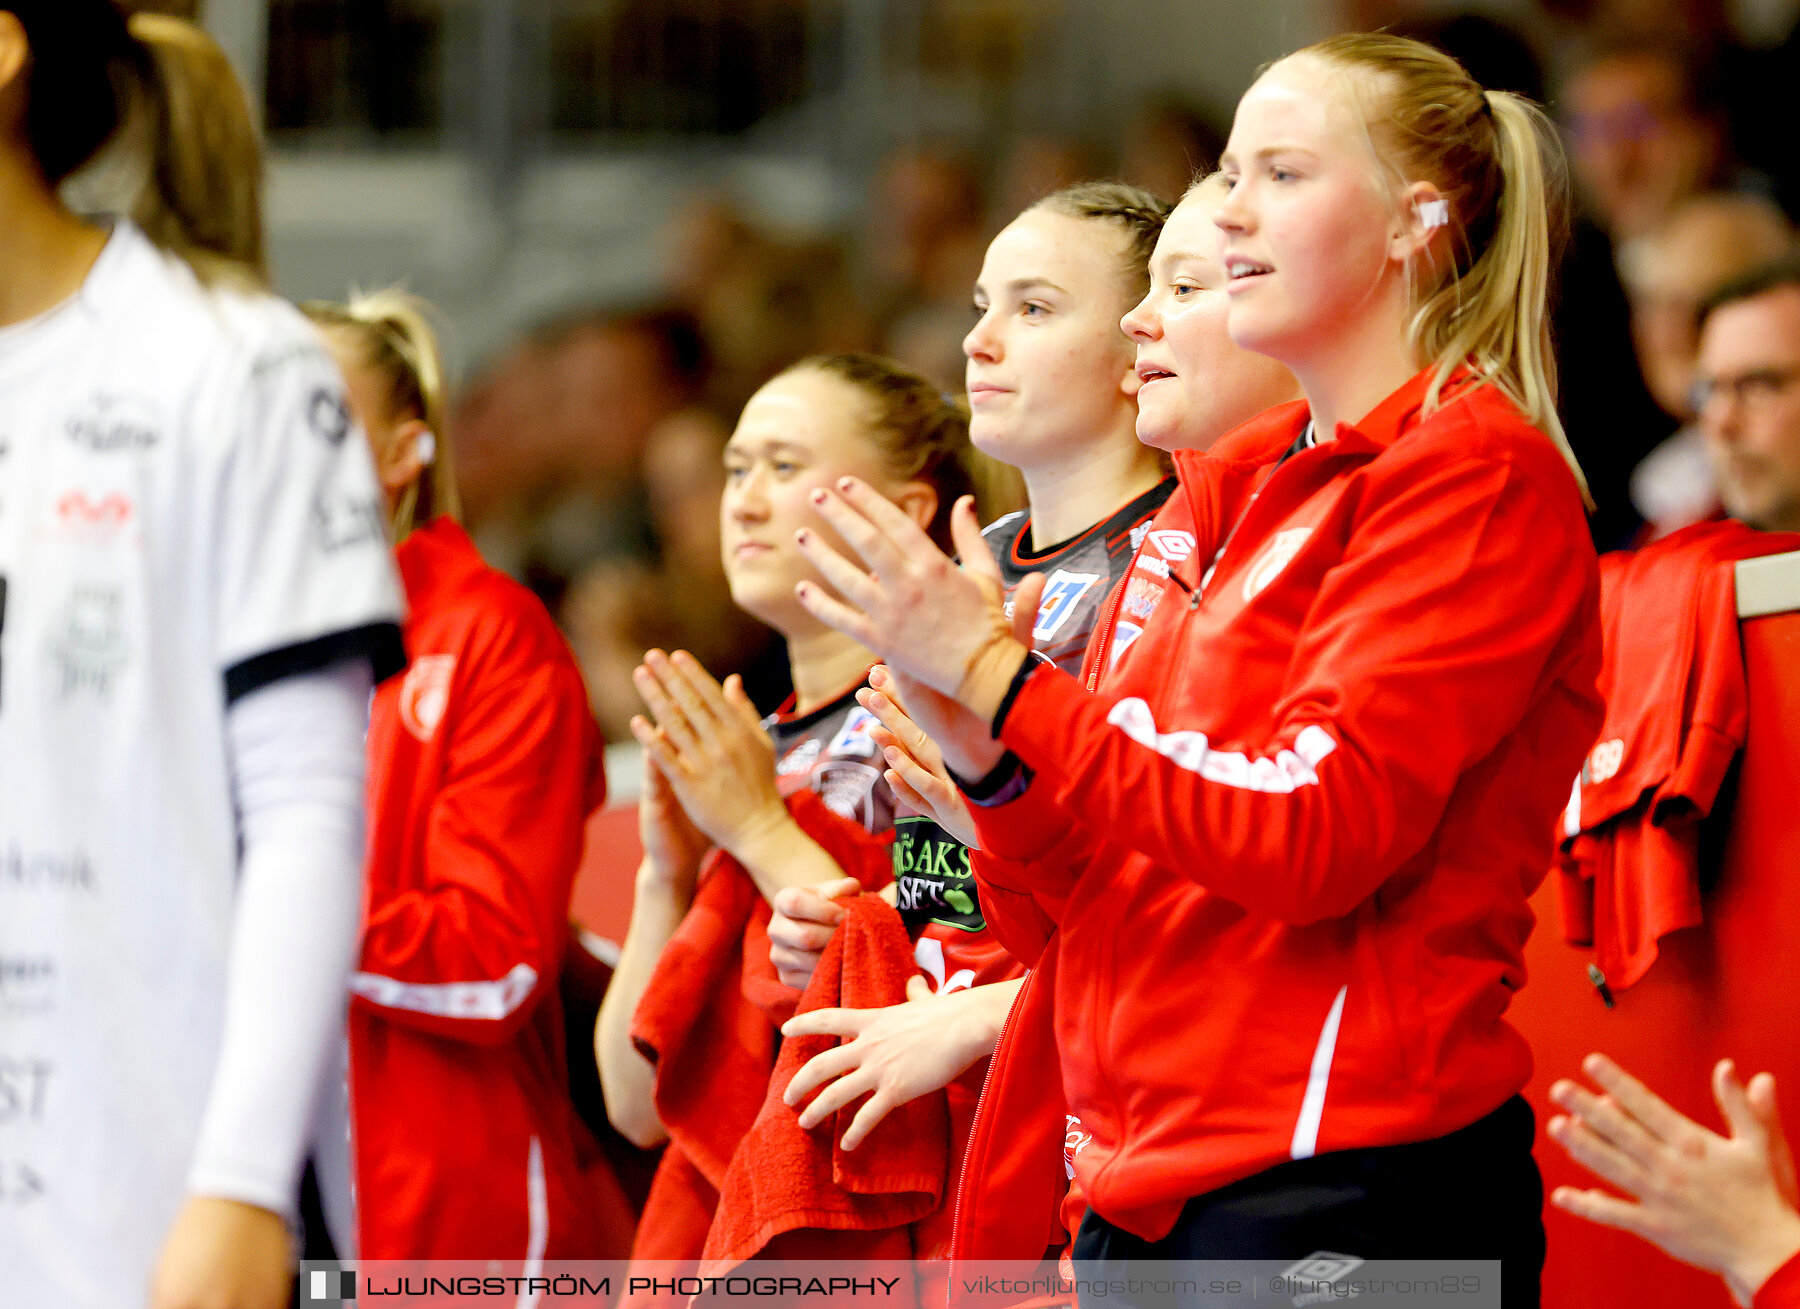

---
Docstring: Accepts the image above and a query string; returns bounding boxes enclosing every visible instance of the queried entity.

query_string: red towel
[699,893,949,1274]
[628,788,896,1262]
[1557,519,1800,988]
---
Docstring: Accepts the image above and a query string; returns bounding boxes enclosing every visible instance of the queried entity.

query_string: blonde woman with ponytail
[0,6,407,1308]
[787,34,1602,1303]
[305,291,615,1264]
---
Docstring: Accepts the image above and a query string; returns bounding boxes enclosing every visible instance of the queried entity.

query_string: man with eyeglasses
[1693,255,1800,534]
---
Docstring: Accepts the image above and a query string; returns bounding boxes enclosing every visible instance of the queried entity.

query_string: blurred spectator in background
[1117,98,1224,205]
[120,0,202,15]
[455,305,712,614]
[990,133,1103,230]
[1561,36,1730,248]
[1692,255,1800,536]
[1624,193,1793,422]
[865,144,989,390]
[564,406,788,740]
[1619,193,1794,536]
[662,193,870,416]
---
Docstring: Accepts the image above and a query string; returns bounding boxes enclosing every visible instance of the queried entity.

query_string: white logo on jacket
[399,654,456,742]
[1241,527,1313,602]
[1064,1114,1095,1180]
[1148,529,1195,562]
[1585,737,1625,785]
[914,937,975,995]
[1106,698,1337,792]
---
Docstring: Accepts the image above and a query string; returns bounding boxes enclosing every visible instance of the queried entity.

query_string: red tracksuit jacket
[352,517,609,1259]
[968,370,1604,1242]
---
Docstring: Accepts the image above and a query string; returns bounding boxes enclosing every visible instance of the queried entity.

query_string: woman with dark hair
[0,5,404,1306]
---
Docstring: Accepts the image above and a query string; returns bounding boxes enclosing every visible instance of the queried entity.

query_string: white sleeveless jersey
[0,224,404,1306]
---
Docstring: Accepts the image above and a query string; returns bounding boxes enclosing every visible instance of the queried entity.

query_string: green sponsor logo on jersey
[892,816,984,933]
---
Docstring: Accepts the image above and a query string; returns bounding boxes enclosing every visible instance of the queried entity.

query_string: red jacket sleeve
[1759,1251,1800,1309]
[969,779,1102,964]
[353,656,601,1044]
[992,450,1599,926]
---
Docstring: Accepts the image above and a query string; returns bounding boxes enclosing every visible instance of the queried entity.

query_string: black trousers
[1073,1096,1543,1309]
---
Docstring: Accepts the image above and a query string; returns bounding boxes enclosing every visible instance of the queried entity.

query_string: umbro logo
[1147,530,1195,562]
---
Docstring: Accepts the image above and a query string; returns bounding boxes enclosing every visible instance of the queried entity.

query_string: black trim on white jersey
[224,621,406,704]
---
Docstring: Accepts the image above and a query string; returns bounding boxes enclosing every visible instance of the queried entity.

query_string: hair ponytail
[302,290,462,542]
[1300,32,1591,505]
[124,14,268,287]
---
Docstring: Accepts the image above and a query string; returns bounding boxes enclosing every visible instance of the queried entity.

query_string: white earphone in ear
[415,431,437,466]
[1417,198,1450,230]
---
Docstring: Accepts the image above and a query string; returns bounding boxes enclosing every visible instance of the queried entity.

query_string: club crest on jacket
[400,655,456,742]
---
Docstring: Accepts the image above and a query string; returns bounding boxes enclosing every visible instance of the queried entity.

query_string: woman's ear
[377,417,433,496]
[1119,342,1143,401]
[889,481,940,535]
[1393,180,1451,268]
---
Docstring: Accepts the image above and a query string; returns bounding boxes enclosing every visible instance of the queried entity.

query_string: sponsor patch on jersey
[307,388,352,446]
[0,957,58,1019]
[1108,620,1144,669]
[893,816,983,933]
[399,654,456,742]
[0,1057,53,1126]
[913,936,976,996]
[1129,522,1152,554]
[815,760,884,828]
[1148,529,1196,562]
[55,491,133,527]
[1122,574,1163,622]
[1241,527,1313,602]
[776,736,823,778]
[48,586,127,698]
[826,705,880,759]
[1033,570,1103,642]
[64,393,159,453]
[312,491,385,555]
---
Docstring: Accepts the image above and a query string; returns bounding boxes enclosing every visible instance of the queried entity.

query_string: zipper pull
[1586,963,1615,1010]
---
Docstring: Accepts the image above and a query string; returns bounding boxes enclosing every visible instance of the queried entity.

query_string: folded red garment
[700,893,948,1274]
[1557,519,1800,988]
[629,788,897,1262]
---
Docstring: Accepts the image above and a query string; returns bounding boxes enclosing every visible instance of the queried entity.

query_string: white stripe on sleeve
[350,961,539,1021]
[1105,697,1337,792]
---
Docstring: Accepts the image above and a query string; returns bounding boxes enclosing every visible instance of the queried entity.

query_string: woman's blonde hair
[1293,32,1589,502]
[302,290,462,542]
[126,14,268,287]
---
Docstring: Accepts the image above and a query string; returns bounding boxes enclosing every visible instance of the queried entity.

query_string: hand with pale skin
[629,649,786,858]
[592,757,708,1151]
[793,481,1041,778]
[150,1196,293,1309]
[780,975,1023,1150]
[768,877,862,991]
[1548,1053,1800,1306]
[638,749,709,895]
[856,666,979,849]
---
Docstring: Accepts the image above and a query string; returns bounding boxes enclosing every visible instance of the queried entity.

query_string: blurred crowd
[406,0,1800,740]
